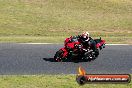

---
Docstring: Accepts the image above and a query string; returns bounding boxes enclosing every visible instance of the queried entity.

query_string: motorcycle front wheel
[54,50,66,62]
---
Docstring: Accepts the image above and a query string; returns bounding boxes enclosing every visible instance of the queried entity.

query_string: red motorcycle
[54,36,105,62]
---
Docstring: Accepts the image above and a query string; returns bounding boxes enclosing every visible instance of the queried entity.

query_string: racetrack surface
[0,43,132,75]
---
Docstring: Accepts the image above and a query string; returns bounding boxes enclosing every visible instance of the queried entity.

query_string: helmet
[80,32,90,42]
[81,32,89,39]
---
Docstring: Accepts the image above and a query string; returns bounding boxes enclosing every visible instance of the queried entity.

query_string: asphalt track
[0,43,132,75]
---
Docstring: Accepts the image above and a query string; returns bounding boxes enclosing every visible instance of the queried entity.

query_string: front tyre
[54,50,65,62]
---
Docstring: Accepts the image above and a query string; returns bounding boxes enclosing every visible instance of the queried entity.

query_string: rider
[78,32,98,53]
[67,32,98,53]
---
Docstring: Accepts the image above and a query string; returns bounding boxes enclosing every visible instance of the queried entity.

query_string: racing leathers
[69,35,98,53]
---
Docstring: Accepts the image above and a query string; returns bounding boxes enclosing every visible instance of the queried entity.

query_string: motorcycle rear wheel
[83,49,99,61]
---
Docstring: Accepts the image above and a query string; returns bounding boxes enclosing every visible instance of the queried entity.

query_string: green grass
[0,36,132,44]
[0,75,131,88]
[0,0,132,43]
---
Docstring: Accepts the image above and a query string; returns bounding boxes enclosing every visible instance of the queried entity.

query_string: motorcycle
[54,36,105,62]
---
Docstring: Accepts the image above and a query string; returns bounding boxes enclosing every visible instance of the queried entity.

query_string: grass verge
[0,36,132,44]
[0,75,131,88]
[0,0,131,43]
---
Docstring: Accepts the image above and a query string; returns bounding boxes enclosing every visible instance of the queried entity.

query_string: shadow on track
[43,58,55,62]
[43,58,93,63]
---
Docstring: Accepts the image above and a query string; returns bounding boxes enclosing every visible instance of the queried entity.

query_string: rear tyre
[83,52,93,62]
[90,49,99,61]
[83,49,99,61]
[95,49,99,58]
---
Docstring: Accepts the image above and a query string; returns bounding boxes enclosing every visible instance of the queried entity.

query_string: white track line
[106,44,130,45]
[19,43,130,45]
[20,43,55,44]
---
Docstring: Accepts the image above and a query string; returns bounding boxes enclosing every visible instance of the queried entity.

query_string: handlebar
[74,44,82,49]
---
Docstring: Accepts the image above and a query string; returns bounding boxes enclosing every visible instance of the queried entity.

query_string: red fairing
[102,40,105,43]
[96,40,105,48]
[67,41,80,49]
[60,48,68,58]
[64,38,70,46]
[64,36,73,46]
[67,43,74,48]
[62,40,80,58]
